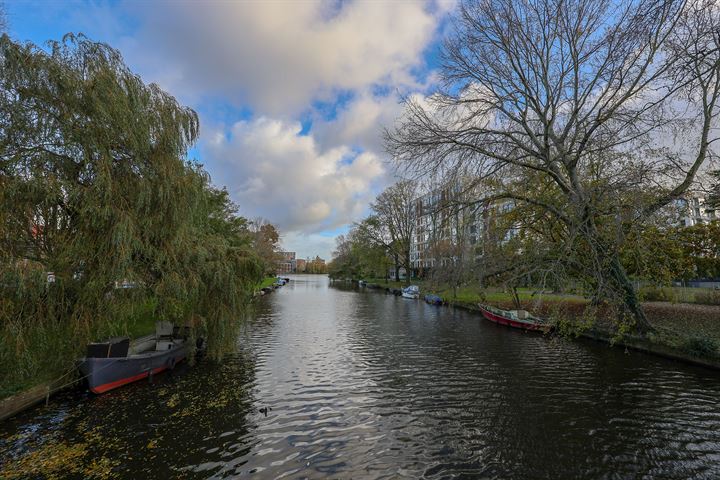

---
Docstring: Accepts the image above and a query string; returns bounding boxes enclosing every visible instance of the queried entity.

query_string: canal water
[2,275,720,479]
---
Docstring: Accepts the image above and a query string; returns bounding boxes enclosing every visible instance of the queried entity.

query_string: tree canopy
[386,0,720,333]
[0,33,263,390]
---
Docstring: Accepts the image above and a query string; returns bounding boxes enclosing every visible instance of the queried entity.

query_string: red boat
[478,304,550,332]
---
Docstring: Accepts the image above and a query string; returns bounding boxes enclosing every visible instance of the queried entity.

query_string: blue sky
[6,0,453,259]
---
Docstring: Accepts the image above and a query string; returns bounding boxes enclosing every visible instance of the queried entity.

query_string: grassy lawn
[258,276,277,289]
[362,278,584,304]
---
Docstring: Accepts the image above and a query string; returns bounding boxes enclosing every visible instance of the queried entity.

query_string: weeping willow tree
[0,33,262,393]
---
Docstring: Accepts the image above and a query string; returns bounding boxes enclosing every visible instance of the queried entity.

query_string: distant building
[410,183,490,273]
[676,195,717,227]
[276,252,327,273]
[409,181,520,276]
[306,255,327,273]
[388,267,407,281]
[277,252,296,273]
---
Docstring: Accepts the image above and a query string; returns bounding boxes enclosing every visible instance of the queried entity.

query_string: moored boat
[402,285,420,299]
[77,322,188,394]
[478,304,550,332]
[424,294,443,305]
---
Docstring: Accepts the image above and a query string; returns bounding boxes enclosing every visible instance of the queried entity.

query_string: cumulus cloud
[203,117,385,234]
[57,0,455,256]
[131,0,449,114]
[313,90,406,153]
[281,231,338,262]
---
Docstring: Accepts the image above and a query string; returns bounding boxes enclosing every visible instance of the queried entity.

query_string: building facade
[277,252,296,273]
[295,258,306,272]
[676,195,717,227]
[409,182,519,276]
[276,253,327,273]
[410,183,490,274]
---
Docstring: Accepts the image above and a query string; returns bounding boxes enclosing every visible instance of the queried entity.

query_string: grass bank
[360,278,720,365]
[257,277,278,290]
[2,276,280,405]
[2,297,160,402]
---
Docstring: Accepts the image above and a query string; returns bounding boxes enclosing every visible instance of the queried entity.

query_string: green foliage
[638,286,679,303]
[248,220,281,275]
[257,277,277,289]
[0,33,262,394]
[621,227,694,283]
[328,221,392,280]
[677,222,720,278]
[546,303,597,338]
[682,336,719,358]
[693,290,720,305]
[304,257,328,274]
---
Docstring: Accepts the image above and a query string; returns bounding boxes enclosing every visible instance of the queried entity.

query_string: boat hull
[78,343,188,394]
[478,305,547,332]
[424,294,443,305]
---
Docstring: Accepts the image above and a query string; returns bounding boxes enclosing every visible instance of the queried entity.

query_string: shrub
[639,286,678,303]
[693,290,720,305]
[683,336,719,358]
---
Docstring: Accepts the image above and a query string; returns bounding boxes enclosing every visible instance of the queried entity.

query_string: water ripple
[2,275,720,479]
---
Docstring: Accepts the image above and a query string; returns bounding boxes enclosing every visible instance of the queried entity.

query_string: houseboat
[77,322,188,394]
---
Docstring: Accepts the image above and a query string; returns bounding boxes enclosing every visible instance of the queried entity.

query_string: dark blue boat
[424,294,443,305]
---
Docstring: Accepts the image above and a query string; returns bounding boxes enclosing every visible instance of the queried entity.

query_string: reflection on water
[2,274,720,479]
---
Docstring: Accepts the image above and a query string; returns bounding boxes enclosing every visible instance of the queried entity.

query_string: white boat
[401,285,420,299]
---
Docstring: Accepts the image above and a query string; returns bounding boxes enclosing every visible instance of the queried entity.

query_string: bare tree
[386,0,720,333]
[371,180,418,284]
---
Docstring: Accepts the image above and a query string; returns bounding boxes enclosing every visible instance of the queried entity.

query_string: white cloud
[313,90,406,153]
[280,231,338,261]
[51,0,454,240]
[203,117,385,234]
[130,0,449,113]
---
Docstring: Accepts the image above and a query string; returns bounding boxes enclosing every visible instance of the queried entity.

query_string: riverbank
[7,273,720,479]
[0,298,159,402]
[353,278,720,368]
[0,276,284,422]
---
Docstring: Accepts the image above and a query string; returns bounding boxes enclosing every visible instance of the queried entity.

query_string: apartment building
[277,251,296,273]
[676,195,717,227]
[410,183,492,273]
[408,179,524,276]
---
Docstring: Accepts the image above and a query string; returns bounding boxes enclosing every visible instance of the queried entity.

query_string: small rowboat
[478,304,550,332]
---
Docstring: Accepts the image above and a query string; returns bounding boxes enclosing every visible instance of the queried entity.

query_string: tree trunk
[404,252,411,286]
[582,209,653,335]
[609,255,653,334]
[511,286,521,309]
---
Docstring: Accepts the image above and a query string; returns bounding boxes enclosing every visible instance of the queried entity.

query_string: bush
[693,290,720,305]
[639,286,678,303]
[683,336,719,358]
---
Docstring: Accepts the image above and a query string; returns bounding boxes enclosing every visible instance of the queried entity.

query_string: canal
[2,274,720,479]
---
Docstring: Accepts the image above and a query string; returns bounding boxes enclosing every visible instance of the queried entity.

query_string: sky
[5,0,455,260]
